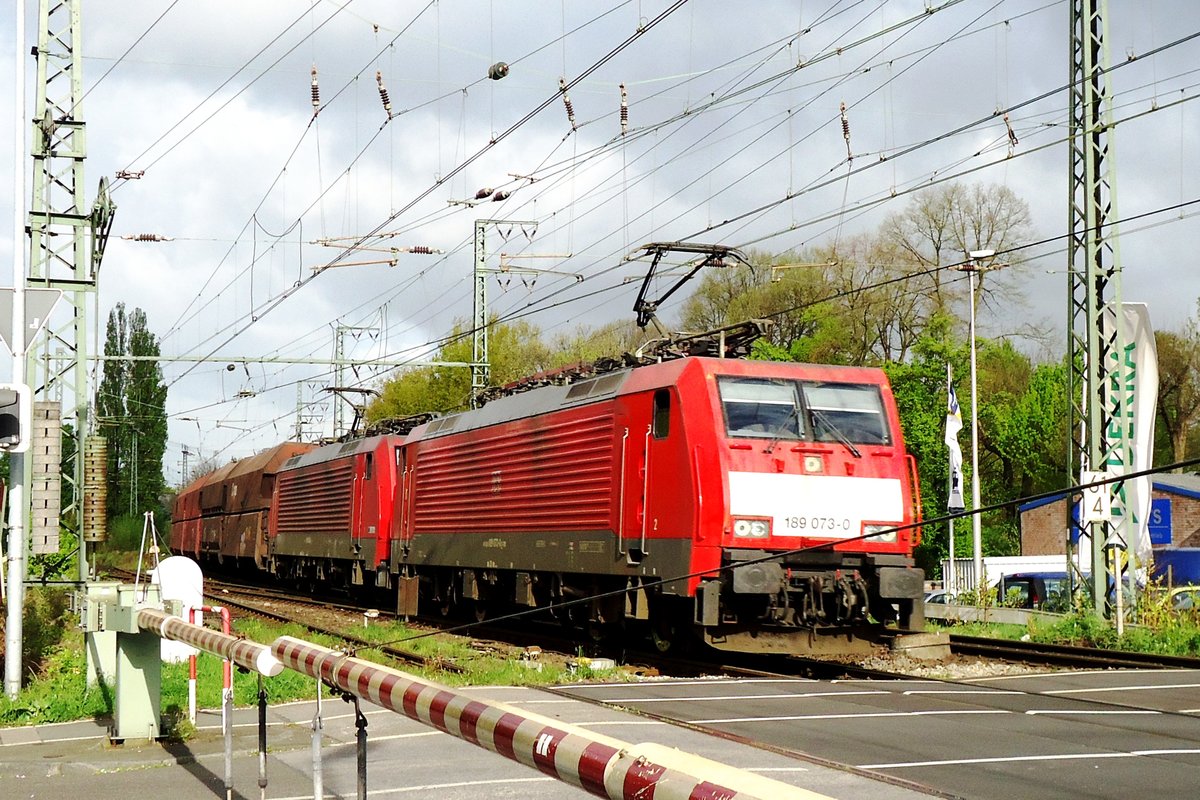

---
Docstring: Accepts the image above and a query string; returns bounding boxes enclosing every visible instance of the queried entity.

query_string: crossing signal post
[0,383,31,453]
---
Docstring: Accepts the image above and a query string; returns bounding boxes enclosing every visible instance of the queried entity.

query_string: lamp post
[958,249,995,594]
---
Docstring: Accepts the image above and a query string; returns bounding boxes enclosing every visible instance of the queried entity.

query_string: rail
[949,634,1200,670]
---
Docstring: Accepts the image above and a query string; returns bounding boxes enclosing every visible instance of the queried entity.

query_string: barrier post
[311,679,324,800]
[258,674,268,800]
[187,607,198,724]
[353,696,368,800]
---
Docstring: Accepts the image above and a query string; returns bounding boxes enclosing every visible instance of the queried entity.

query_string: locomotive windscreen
[718,378,801,438]
[718,376,890,445]
[802,382,890,445]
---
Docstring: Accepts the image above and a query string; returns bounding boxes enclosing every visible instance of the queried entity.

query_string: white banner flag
[1101,303,1158,573]
[945,367,965,512]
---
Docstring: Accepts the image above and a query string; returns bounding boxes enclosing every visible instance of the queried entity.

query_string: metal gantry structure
[471,219,536,407]
[1066,0,1132,617]
[27,0,113,579]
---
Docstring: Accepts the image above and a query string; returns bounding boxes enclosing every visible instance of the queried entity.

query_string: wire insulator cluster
[376,71,393,120]
[406,246,435,255]
[619,83,628,136]
[475,187,494,200]
[122,233,172,242]
[840,101,852,160]
[559,77,576,131]
[1003,112,1019,153]
[311,65,321,113]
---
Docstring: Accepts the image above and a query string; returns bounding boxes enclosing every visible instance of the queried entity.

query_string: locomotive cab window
[653,389,670,439]
[718,377,801,439]
[364,452,374,480]
[801,382,889,445]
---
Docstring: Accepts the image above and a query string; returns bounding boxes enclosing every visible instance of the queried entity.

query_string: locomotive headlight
[862,523,898,543]
[732,517,771,537]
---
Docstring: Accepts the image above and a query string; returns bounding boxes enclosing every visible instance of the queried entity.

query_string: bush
[0,587,75,692]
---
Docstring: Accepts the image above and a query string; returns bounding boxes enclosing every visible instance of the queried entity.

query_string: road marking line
[599,690,889,704]
[902,690,1023,696]
[0,733,105,747]
[968,669,1195,682]
[690,709,1010,724]
[859,748,1200,770]
[1024,709,1161,715]
[1044,682,1200,695]
[561,677,815,688]
[272,776,555,799]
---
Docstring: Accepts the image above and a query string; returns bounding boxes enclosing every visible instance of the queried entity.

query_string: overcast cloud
[1,0,1198,482]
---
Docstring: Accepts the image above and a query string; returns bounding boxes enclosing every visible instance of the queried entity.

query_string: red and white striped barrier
[137,608,283,676]
[271,636,828,800]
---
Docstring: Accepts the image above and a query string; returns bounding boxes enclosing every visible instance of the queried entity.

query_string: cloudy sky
[1,0,1198,483]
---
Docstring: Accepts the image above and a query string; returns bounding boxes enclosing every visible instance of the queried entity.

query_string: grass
[933,590,1200,657]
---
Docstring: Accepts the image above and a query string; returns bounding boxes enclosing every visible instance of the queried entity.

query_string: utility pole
[1066,0,1130,618]
[5,0,29,701]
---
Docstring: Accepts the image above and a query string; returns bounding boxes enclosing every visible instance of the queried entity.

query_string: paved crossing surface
[555,668,1200,800]
[0,685,935,799]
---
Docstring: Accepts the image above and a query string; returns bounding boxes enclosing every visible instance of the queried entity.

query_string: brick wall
[1020,499,1070,555]
[1019,489,1200,552]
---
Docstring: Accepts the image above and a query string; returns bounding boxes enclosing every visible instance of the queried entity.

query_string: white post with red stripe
[271,636,828,800]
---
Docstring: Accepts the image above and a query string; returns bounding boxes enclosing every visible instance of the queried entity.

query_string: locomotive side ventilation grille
[275,459,355,534]
[413,410,615,533]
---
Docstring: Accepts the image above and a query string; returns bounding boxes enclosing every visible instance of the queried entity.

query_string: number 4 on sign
[1081,470,1112,523]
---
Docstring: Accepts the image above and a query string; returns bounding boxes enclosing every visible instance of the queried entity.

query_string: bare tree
[882,181,1033,319]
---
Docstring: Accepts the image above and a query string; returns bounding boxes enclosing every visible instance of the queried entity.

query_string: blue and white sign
[1149,497,1172,546]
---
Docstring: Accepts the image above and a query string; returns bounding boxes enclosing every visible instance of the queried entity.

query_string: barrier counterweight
[271,636,826,800]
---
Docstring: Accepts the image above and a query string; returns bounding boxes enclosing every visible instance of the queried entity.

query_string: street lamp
[958,249,995,594]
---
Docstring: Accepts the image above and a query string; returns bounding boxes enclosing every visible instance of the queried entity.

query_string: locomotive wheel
[650,616,681,654]
[438,587,457,617]
[470,598,488,623]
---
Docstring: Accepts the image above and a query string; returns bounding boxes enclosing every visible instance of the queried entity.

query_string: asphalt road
[554,668,1200,800]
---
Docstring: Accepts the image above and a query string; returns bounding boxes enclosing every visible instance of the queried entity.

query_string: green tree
[1155,326,1200,468]
[95,303,168,517]
[367,318,553,421]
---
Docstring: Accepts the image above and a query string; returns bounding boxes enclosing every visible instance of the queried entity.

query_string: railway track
[949,633,1200,670]
[105,566,1200,677]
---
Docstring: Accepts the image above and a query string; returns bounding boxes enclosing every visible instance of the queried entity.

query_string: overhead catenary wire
[142,4,1200,462]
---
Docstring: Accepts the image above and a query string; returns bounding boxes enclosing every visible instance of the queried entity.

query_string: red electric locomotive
[385,356,923,653]
[172,356,924,655]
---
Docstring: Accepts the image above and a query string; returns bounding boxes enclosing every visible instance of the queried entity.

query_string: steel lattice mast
[27,0,114,582]
[1066,0,1130,617]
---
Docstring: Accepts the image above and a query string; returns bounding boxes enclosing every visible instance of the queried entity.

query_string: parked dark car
[996,571,1073,612]
[998,570,1134,615]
